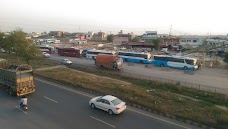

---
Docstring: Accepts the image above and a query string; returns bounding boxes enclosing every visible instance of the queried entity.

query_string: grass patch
[0,53,57,69]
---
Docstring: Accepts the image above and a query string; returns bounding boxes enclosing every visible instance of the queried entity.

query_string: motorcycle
[19,102,28,111]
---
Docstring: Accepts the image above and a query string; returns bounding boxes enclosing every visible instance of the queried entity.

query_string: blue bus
[152,55,198,70]
[86,50,116,59]
[117,51,152,64]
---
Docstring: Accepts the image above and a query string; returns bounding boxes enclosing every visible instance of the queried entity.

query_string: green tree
[0,33,13,54]
[20,39,41,64]
[107,34,114,42]
[2,28,41,64]
[131,37,140,42]
[146,39,161,50]
[10,28,27,57]
[224,52,228,63]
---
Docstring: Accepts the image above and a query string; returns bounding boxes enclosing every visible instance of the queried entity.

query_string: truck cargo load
[95,54,123,70]
[0,60,35,96]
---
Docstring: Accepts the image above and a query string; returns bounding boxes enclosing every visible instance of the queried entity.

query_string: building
[179,36,205,46]
[163,36,180,46]
[142,31,158,42]
[206,39,228,47]
[69,39,87,45]
[91,31,107,41]
[49,31,63,37]
[113,30,135,45]
[86,31,94,40]
[71,32,86,39]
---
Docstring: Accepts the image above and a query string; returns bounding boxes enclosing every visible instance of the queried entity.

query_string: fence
[48,59,228,95]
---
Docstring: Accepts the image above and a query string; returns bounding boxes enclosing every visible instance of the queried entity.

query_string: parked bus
[86,50,116,59]
[39,46,55,54]
[152,55,198,70]
[58,48,82,57]
[117,51,152,64]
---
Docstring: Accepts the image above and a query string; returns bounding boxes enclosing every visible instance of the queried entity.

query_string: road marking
[15,106,28,114]
[36,78,93,98]
[90,116,116,128]
[36,78,190,129]
[43,96,58,103]
[127,108,191,129]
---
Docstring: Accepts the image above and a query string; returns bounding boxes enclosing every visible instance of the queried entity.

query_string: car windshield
[111,98,122,106]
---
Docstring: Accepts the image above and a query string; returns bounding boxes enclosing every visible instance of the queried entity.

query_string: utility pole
[169,25,172,36]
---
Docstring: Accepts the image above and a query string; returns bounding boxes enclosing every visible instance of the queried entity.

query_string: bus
[58,47,82,57]
[152,55,198,70]
[86,50,116,59]
[117,51,152,64]
[39,46,55,54]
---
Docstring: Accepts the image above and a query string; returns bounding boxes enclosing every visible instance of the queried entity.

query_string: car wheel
[108,109,113,115]
[91,103,96,109]
[184,66,188,70]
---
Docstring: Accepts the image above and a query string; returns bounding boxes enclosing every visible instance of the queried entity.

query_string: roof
[102,95,117,101]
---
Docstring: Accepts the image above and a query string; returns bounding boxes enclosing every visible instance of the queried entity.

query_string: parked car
[89,95,126,115]
[42,52,50,58]
[61,59,72,65]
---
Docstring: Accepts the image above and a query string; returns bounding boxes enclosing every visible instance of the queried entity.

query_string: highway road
[0,78,200,129]
[49,54,228,91]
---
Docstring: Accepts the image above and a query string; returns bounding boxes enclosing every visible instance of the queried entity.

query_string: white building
[69,39,87,44]
[86,31,94,40]
[179,36,205,46]
[206,39,228,47]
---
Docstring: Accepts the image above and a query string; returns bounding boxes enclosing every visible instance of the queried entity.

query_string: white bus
[117,51,152,64]
[152,55,198,70]
[86,50,116,59]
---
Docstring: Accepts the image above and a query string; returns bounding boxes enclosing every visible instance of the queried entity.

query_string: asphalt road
[49,54,228,92]
[0,79,200,129]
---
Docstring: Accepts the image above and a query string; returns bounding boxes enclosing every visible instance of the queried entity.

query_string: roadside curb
[34,74,217,129]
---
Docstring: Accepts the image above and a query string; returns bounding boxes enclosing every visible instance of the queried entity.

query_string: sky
[0,0,228,35]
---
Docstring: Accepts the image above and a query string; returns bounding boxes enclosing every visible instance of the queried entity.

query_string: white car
[61,59,72,65]
[42,52,50,58]
[89,95,126,115]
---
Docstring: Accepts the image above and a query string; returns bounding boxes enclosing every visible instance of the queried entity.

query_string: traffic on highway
[0,78,199,129]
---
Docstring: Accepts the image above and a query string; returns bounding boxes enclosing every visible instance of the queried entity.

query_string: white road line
[43,96,58,103]
[36,78,190,129]
[90,116,116,128]
[15,106,28,114]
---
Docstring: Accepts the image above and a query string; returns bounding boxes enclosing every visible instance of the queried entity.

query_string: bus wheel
[184,66,188,70]
[160,64,164,67]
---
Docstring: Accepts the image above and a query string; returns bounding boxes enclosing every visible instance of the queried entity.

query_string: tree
[20,39,41,64]
[131,37,140,42]
[107,34,114,42]
[224,52,228,63]
[1,28,41,64]
[10,28,27,57]
[146,39,162,50]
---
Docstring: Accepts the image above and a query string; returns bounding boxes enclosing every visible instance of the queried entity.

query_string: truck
[0,59,35,96]
[95,54,123,70]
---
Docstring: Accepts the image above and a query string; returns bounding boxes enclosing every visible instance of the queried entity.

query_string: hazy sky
[0,0,228,35]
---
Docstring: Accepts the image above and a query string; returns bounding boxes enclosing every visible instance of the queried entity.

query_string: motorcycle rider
[19,96,28,108]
